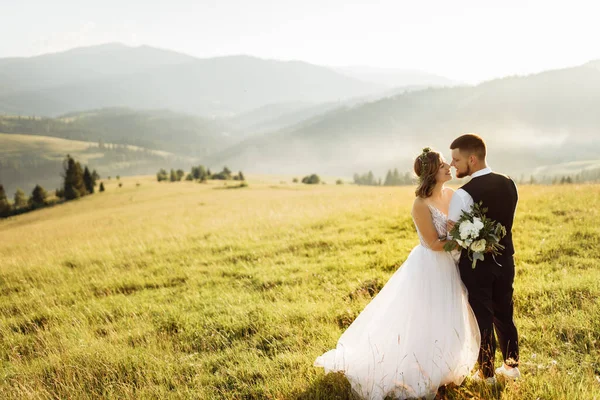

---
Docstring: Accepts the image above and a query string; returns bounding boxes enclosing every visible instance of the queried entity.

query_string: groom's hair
[450,134,486,160]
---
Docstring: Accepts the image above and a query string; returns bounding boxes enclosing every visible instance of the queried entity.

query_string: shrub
[301,174,321,184]
[156,169,168,182]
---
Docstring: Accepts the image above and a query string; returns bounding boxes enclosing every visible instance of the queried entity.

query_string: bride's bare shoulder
[412,196,429,214]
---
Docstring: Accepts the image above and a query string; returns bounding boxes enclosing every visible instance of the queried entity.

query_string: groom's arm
[447,189,474,233]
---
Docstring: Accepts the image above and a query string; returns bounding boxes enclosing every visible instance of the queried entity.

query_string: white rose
[456,239,466,248]
[471,239,487,253]
[469,218,484,238]
[466,228,477,239]
[459,222,473,240]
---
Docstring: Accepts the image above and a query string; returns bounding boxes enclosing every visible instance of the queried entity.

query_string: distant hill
[0,44,384,117]
[0,133,192,195]
[0,108,232,157]
[531,160,600,183]
[207,61,600,178]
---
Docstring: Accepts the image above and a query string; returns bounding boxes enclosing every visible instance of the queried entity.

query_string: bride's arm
[411,199,451,252]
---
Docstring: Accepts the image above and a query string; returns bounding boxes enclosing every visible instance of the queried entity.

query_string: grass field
[1,177,599,399]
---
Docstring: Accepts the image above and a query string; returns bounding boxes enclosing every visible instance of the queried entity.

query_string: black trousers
[458,255,519,378]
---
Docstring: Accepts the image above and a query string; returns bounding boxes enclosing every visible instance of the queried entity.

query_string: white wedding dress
[315,205,480,399]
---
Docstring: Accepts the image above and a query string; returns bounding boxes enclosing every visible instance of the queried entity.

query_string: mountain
[0,43,195,94]
[207,61,600,178]
[335,66,457,88]
[0,44,384,117]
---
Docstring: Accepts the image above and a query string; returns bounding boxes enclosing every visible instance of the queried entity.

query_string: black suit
[458,172,519,378]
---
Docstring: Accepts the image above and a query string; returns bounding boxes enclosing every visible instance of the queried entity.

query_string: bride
[314,148,481,399]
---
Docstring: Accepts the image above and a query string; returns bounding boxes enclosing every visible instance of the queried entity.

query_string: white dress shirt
[448,167,493,222]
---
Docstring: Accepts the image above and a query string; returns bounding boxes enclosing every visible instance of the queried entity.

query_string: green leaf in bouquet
[443,241,457,252]
[472,252,484,269]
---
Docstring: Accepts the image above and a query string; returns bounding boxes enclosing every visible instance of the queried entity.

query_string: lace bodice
[415,205,448,248]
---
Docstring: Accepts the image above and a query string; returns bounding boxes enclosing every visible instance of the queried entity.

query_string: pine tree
[393,169,400,185]
[99,182,105,192]
[29,185,47,209]
[83,166,95,194]
[75,162,87,195]
[238,171,245,181]
[0,184,10,217]
[367,171,375,186]
[14,188,27,208]
[176,169,185,181]
[384,170,393,186]
[170,169,177,182]
[62,155,87,200]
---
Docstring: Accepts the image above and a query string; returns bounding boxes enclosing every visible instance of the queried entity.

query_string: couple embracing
[315,134,521,399]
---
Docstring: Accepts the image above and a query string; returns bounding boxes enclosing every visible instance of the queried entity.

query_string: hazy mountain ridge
[207,62,600,177]
[0,43,195,95]
[0,44,384,117]
[2,44,600,183]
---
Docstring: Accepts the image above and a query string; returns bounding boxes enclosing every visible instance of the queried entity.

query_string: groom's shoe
[495,364,521,380]
[470,370,497,385]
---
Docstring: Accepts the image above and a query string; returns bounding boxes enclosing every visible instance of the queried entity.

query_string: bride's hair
[414,147,442,198]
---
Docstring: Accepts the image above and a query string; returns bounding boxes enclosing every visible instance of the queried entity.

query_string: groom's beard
[456,165,471,178]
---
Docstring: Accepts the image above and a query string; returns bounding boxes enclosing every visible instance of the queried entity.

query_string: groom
[448,134,520,384]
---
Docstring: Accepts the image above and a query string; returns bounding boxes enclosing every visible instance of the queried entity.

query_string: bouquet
[444,202,507,269]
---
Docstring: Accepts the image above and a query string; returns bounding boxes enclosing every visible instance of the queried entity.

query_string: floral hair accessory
[418,147,432,180]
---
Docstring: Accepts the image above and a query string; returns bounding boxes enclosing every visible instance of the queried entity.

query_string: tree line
[518,168,600,185]
[156,165,245,183]
[353,169,415,186]
[0,155,103,218]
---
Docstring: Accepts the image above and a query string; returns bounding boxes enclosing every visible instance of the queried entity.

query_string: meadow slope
[1,178,599,399]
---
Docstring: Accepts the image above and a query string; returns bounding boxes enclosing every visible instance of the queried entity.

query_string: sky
[2,0,599,83]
